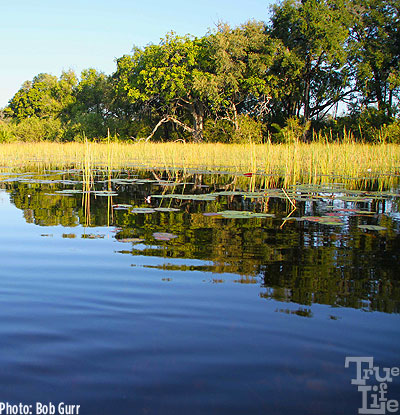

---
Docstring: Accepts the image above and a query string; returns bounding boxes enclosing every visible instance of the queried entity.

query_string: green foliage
[2,1,399,143]
[0,120,16,143]
[270,117,311,143]
[114,33,209,141]
[268,0,352,122]
[203,119,234,143]
[232,115,265,144]
[7,117,64,142]
[7,72,76,120]
[375,120,400,144]
[347,0,400,116]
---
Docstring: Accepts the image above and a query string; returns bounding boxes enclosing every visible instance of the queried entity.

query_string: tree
[6,71,77,121]
[67,69,114,138]
[267,0,352,125]
[348,0,400,117]
[114,33,210,141]
[203,21,275,129]
[74,69,111,116]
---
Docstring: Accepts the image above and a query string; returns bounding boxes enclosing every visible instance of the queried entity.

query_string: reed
[0,141,399,187]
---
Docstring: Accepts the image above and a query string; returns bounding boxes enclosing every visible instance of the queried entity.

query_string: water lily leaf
[320,220,345,226]
[117,238,145,243]
[112,204,132,210]
[82,234,105,239]
[134,179,159,184]
[209,191,245,197]
[301,216,323,222]
[155,182,194,186]
[151,194,216,201]
[358,225,387,231]
[55,189,83,194]
[217,210,275,219]
[92,191,118,196]
[302,216,344,225]
[154,207,181,212]
[131,208,156,213]
[153,232,178,241]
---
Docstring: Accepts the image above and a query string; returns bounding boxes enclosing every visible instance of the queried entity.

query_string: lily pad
[154,207,181,212]
[301,216,344,226]
[82,234,105,239]
[153,232,178,241]
[151,194,216,201]
[55,189,83,194]
[112,204,132,210]
[358,225,387,231]
[216,210,275,219]
[117,238,145,243]
[92,191,119,196]
[131,208,156,213]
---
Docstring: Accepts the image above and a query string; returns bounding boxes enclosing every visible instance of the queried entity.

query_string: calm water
[0,168,399,415]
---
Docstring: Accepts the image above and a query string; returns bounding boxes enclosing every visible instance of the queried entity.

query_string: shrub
[0,120,16,143]
[203,119,234,143]
[12,117,64,141]
[232,115,265,144]
[270,117,311,143]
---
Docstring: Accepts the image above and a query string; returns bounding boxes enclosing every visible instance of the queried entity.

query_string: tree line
[1,0,399,143]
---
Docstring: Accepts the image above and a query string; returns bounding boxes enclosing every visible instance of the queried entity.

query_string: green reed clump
[0,141,399,188]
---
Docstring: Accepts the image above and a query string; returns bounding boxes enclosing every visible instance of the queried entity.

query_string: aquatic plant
[0,141,399,188]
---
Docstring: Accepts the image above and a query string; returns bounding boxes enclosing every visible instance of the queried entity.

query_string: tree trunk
[303,56,311,122]
[192,101,204,142]
[145,117,169,141]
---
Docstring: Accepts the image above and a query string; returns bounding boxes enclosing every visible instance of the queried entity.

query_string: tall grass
[0,141,399,187]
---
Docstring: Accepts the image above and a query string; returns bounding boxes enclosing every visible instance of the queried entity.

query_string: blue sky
[0,0,271,108]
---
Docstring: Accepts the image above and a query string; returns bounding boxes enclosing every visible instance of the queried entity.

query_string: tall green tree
[348,0,400,117]
[6,71,77,121]
[68,68,114,138]
[268,0,352,124]
[114,32,210,141]
[204,21,276,129]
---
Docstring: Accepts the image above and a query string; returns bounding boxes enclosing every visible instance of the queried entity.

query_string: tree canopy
[2,0,399,143]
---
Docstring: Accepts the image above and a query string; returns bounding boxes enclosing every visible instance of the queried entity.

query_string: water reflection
[2,167,400,314]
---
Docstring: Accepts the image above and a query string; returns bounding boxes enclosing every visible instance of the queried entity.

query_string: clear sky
[0,0,271,108]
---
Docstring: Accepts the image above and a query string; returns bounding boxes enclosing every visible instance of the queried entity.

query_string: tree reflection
[3,169,400,314]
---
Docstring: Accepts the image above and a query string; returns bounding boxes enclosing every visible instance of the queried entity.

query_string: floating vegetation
[153,232,178,241]
[301,216,345,226]
[151,194,217,201]
[215,210,275,219]
[154,207,181,212]
[82,234,105,239]
[55,189,83,194]
[358,225,387,231]
[112,204,132,210]
[54,189,118,196]
[131,208,156,214]
[92,191,118,197]
[117,238,145,243]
